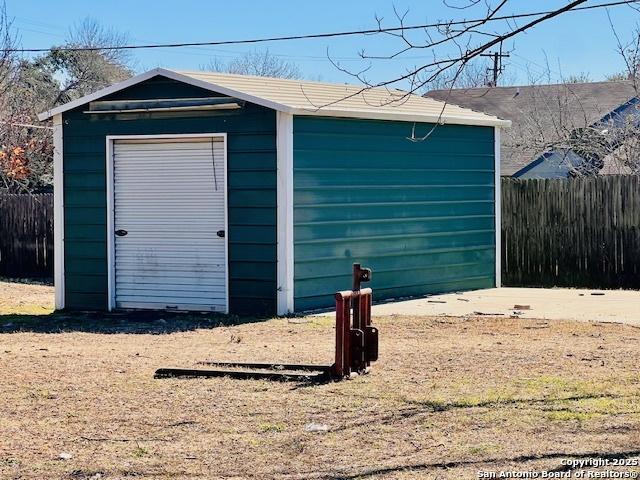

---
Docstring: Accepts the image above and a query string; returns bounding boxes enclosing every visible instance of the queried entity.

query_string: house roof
[425,81,638,175]
[38,68,510,127]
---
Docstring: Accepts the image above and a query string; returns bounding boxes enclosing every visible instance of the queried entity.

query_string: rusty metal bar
[197,361,333,372]
[334,293,346,378]
[357,289,368,331]
[365,292,372,328]
[357,291,369,371]
[154,368,330,382]
[335,288,372,300]
[342,293,352,376]
[352,263,362,333]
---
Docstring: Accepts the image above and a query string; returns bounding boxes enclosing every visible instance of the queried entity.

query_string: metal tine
[154,368,331,382]
[196,361,333,372]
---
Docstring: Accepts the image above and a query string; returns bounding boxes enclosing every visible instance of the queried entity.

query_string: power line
[6,0,639,53]
[511,52,562,76]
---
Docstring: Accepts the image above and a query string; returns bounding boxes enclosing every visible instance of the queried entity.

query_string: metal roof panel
[39,67,510,127]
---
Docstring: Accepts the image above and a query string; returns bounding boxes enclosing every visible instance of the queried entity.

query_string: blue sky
[5,0,640,88]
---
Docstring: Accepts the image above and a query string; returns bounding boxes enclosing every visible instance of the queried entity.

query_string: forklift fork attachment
[154,263,378,381]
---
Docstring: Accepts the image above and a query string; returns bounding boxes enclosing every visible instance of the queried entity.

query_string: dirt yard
[2,282,640,479]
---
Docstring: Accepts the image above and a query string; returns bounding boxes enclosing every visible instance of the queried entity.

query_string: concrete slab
[368,287,640,325]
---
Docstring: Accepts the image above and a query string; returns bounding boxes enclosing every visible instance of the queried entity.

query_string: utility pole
[480,51,510,86]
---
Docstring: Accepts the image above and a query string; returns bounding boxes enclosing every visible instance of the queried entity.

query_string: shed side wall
[293,116,496,311]
[62,76,277,314]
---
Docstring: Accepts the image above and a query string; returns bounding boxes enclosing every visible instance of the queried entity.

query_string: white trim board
[105,133,229,313]
[276,112,295,315]
[290,107,510,127]
[53,114,65,310]
[494,126,502,288]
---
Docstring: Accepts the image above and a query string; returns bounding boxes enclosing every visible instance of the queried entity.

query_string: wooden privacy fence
[501,176,640,289]
[0,193,53,279]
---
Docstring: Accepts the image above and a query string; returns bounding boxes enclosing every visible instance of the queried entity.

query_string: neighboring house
[39,68,508,316]
[425,81,639,177]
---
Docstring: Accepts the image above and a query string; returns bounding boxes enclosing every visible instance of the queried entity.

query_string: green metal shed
[39,68,510,316]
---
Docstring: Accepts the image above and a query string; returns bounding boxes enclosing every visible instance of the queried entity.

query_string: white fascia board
[53,114,65,310]
[276,111,295,315]
[494,126,502,288]
[291,107,511,128]
[38,68,293,121]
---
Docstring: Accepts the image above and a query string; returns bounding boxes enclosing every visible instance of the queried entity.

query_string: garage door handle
[216,230,225,238]
[115,229,128,237]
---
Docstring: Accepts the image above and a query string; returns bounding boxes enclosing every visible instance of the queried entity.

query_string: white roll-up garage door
[112,137,227,312]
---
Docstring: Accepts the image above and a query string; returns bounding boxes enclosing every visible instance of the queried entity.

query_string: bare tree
[0,61,56,192]
[606,72,629,81]
[321,0,599,141]
[0,2,15,97]
[507,64,640,177]
[205,49,302,79]
[421,56,516,91]
[565,72,592,83]
[506,15,640,177]
[421,59,490,90]
[0,112,53,192]
[610,16,640,93]
[330,1,590,96]
[37,17,133,105]
[0,17,133,192]
[0,2,45,193]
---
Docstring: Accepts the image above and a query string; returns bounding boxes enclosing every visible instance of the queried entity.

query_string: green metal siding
[293,116,496,311]
[63,76,277,314]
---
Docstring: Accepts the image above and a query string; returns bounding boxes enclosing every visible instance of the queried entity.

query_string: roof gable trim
[38,67,510,127]
[37,68,292,121]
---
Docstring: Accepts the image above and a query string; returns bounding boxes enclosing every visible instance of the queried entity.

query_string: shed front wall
[293,116,496,311]
[62,76,277,315]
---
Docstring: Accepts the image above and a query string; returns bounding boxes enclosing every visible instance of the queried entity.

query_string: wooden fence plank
[501,176,640,289]
[0,193,53,279]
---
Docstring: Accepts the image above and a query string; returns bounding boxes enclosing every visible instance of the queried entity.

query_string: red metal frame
[332,263,377,378]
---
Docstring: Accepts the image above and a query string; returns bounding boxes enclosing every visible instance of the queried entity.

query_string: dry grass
[2,282,640,479]
[0,279,54,315]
